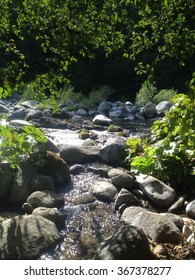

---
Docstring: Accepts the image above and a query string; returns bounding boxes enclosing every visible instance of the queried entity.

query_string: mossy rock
[108,124,123,132]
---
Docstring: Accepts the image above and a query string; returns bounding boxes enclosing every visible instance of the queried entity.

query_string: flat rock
[121,206,182,244]
[136,174,175,207]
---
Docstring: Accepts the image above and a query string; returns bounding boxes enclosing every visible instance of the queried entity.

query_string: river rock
[142,102,157,119]
[26,190,64,208]
[97,101,112,115]
[7,160,38,206]
[25,109,43,121]
[95,225,154,260]
[31,175,55,192]
[20,100,38,109]
[38,151,71,187]
[121,206,182,244]
[186,200,195,219]
[93,114,112,126]
[0,104,9,114]
[156,101,173,116]
[9,119,34,127]
[0,163,15,204]
[160,213,184,229]
[0,215,61,259]
[60,144,100,164]
[70,164,85,175]
[32,207,65,229]
[7,108,28,121]
[89,180,118,203]
[136,174,175,207]
[108,168,135,191]
[168,195,186,213]
[77,108,88,116]
[114,188,140,211]
[99,138,127,166]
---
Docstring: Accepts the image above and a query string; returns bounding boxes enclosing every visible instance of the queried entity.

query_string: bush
[135,81,157,106]
[126,94,195,189]
[153,89,177,104]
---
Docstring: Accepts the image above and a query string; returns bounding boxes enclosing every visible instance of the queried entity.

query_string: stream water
[39,120,152,260]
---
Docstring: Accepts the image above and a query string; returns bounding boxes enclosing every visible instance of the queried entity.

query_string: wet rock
[114,188,140,211]
[121,206,182,244]
[89,180,118,203]
[32,207,65,229]
[108,168,135,191]
[93,114,112,126]
[0,215,61,259]
[60,144,100,164]
[136,174,175,207]
[186,199,195,219]
[86,165,110,177]
[70,164,85,175]
[38,151,71,187]
[99,138,127,166]
[95,225,154,260]
[26,190,64,208]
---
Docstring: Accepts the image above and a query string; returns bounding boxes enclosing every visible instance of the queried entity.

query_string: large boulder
[121,207,182,244]
[186,200,195,219]
[93,114,112,126]
[136,174,175,207]
[89,180,118,203]
[142,102,157,119]
[0,215,61,259]
[108,168,135,191]
[60,145,100,164]
[156,101,173,116]
[26,190,64,208]
[7,160,38,206]
[32,207,65,229]
[38,151,71,187]
[97,101,112,116]
[99,138,127,166]
[95,225,154,260]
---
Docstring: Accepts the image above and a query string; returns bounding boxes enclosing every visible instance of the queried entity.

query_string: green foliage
[153,89,177,104]
[127,94,195,188]
[135,81,157,106]
[0,123,47,169]
[0,0,194,100]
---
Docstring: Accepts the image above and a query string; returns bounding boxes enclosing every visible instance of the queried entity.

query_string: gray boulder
[89,180,118,203]
[9,119,33,127]
[95,225,154,260]
[7,161,38,206]
[25,109,43,121]
[20,100,38,108]
[108,168,135,191]
[77,108,88,116]
[0,215,61,259]
[7,108,28,121]
[114,188,140,211]
[97,101,112,115]
[38,151,71,187]
[93,114,112,126]
[156,101,173,116]
[99,138,127,166]
[32,207,65,229]
[142,102,157,119]
[136,174,175,207]
[60,144,100,164]
[26,190,64,208]
[121,206,182,244]
[186,200,195,219]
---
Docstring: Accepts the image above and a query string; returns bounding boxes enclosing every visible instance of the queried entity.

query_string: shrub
[153,89,177,104]
[135,81,157,106]
[127,94,195,189]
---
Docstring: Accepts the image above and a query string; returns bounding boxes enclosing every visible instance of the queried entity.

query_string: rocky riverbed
[0,96,194,260]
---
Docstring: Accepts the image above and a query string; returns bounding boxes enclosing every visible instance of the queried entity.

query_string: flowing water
[39,119,152,260]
